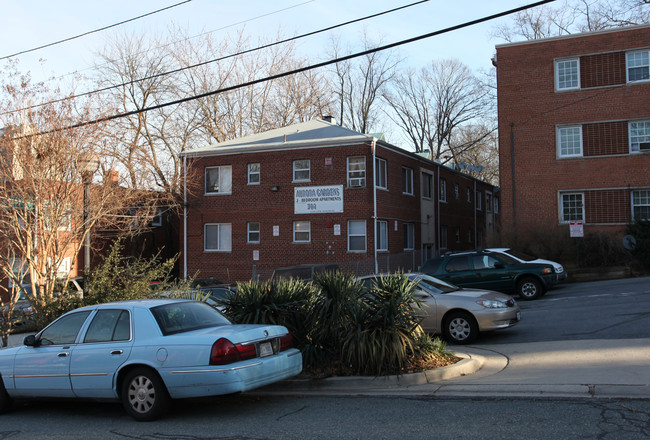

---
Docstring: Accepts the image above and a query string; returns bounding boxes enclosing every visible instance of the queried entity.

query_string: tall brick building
[180,119,498,283]
[495,24,650,246]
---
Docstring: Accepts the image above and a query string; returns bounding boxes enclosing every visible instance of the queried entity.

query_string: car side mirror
[23,335,38,347]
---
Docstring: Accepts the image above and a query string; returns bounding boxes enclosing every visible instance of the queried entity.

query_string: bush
[627,220,650,269]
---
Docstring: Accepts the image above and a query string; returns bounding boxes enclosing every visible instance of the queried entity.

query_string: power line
[26,0,559,137]
[0,0,194,61]
[1,0,428,117]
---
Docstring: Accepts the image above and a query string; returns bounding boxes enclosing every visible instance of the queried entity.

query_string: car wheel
[0,378,13,414]
[443,312,478,345]
[517,277,543,300]
[121,368,171,421]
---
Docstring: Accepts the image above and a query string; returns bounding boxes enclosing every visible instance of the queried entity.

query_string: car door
[469,254,513,292]
[70,309,134,398]
[13,311,91,398]
[413,286,438,333]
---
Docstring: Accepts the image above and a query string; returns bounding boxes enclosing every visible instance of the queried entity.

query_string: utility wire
[0,0,194,61]
[1,0,429,117]
[26,0,558,137]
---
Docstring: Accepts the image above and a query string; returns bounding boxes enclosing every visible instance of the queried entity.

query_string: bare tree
[0,67,158,342]
[493,0,650,42]
[384,59,491,165]
[329,32,401,133]
[451,124,499,186]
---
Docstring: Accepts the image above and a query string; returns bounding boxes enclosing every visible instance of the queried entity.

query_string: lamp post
[80,156,100,280]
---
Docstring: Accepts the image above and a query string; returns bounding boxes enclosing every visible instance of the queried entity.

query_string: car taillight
[210,338,258,365]
[279,333,293,351]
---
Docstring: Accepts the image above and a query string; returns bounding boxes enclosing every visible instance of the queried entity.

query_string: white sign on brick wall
[294,185,343,214]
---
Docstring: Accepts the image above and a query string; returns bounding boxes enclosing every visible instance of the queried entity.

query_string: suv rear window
[445,256,470,272]
[420,258,442,274]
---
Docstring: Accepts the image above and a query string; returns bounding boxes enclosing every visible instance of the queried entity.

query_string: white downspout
[183,155,188,280]
[372,138,378,274]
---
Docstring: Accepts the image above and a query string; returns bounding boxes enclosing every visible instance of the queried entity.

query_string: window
[247,222,260,243]
[402,167,414,195]
[205,223,232,251]
[293,160,310,181]
[560,193,584,222]
[439,179,447,202]
[151,208,162,227]
[375,157,387,189]
[248,163,260,185]
[422,172,433,199]
[403,223,414,250]
[627,51,650,82]
[376,220,388,251]
[494,197,499,214]
[476,191,482,210]
[486,193,492,213]
[347,157,365,187]
[205,166,232,194]
[555,58,580,90]
[629,120,650,153]
[557,126,583,157]
[293,221,310,242]
[39,311,91,345]
[455,227,461,243]
[466,188,472,204]
[467,228,473,243]
[348,220,366,252]
[454,183,460,199]
[84,309,130,343]
[440,225,448,250]
[633,190,650,220]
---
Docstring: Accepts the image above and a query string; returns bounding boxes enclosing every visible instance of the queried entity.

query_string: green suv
[419,250,557,300]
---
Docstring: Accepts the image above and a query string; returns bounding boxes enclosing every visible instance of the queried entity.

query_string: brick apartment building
[180,119,498,283]
[495,24,650,245]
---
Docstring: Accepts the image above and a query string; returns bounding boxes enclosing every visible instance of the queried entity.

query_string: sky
[0,0,538,88]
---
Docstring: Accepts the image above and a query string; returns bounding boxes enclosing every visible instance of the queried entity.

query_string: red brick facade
[496,25,650,242]
[181,120,498,283]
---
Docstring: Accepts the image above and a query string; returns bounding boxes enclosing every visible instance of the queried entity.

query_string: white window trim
[375,157,387,190]
[632,189,650,221]
[376,220,388,252]
[559,192,585,224]
[247,222,260,243]
[348,220,367,252]
[439,179,447,203]
[421,172,433,199]
[248,163,260,185]
[557,125,583,158]
[293,221,311,243]
[204,223,232,252]
[347,156,366,188]
[293,160,310,182]
[629,120,650,153]
[402,167,414,195]
[205,166,233,195]
[626,50,650,83]
[555,58,580,91]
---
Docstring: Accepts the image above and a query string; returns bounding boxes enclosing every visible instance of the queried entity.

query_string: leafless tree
[451,124,499,186]
[384,59,491,165]
[328,32,401,134]
[493,0,650,42]
[0,67,159,343]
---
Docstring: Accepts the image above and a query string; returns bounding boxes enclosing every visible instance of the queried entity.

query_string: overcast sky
[1,0,535,87]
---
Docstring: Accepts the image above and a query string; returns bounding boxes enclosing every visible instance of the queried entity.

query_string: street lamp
[79,155,100,280]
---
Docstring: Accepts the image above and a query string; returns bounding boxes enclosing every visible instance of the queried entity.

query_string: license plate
[258,342,273,357]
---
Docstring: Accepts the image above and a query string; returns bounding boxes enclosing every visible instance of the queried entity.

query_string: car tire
[121,367,171,421]
[517,277,543,300]
[0,377,13,414]
[442,312,478,345]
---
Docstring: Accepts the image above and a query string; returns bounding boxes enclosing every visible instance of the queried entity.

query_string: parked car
[271,263,340,281]
[419,250,557,300]
[357,273,520,344]
[0,299,302,421]
[2,287,35,329]
[486,248,567,284]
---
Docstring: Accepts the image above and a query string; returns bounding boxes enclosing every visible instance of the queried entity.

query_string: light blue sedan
[0,299,302,420]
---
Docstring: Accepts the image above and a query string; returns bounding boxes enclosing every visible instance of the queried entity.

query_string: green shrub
[627,220,650,269]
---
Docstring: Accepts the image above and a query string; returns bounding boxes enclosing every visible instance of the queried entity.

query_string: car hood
[448,288,515,302]
[529,258,564,272]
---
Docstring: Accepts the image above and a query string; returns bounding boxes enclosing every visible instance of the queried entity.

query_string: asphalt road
[1,276,649,439]
[470,276,650,344]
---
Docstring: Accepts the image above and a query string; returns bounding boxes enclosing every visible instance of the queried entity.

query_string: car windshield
[151,301,231,336]
[504,249,537,262]
[411,274,459,294]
